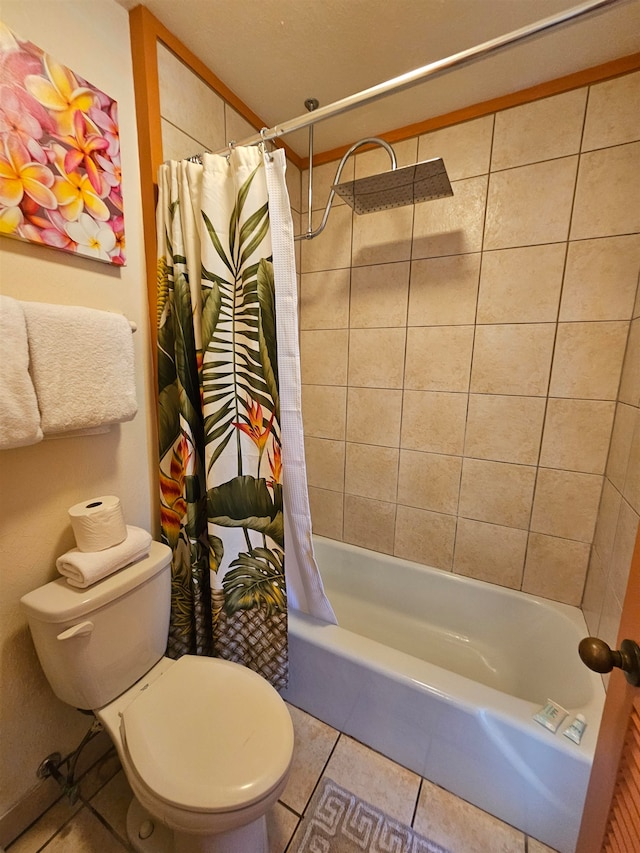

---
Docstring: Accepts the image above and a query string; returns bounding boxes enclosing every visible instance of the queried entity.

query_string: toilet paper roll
[68,495,127,552]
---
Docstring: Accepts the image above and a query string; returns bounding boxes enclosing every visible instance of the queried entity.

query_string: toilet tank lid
[20,541,172,623]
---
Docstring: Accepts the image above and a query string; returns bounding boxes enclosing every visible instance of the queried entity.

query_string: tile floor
[7,703,559,853]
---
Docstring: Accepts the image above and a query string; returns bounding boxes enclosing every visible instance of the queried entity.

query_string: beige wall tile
[224,107,257,149]
[477,244,565,324]
[404,326,474,392]
[401,390,467,455]
[346,387,403,447]
[560,235,640,321]
[491,89,586,171]
[598,584,624,659]
[352,205,414,267]
[302,384,346,440]
[412,175,488,259]
[397,450,462,515]
[531,468,603,542]
[161,119,202,162]
[609,498,640,606]
[394,505,456,570]
[619,317,640,407]
[345,442,399,502]
[523,533,590,605]
[582,71,640,151]
[300,330,348,385]
[484,156,578,250]
[607,403,637,492]
[582,548,606,635]
[354,138,418,178]
[570,142,640,240]
[540,398,616,474]
[625,415,640,512]
[408,254,481,326]
[350,262,410,328]
[464,394,546,465]
[304,436,345,492]
[470,324,555,396]
[300,204,352,272]
[343,494,396,554]
[300,269,350,330]
[308,486,343,539]
[459,458,536,528]
[302,158,353,213]
[594,478,623,567]
[417,116,494,180]
[549,321,629,400]
[348,328,406,389]
[453,518,527,589]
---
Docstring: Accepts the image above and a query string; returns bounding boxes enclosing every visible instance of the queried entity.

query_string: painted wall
[300,73,640,631]
[0,0,153,823]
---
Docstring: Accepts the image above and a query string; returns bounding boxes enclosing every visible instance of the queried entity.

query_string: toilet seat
[119,655,293,814]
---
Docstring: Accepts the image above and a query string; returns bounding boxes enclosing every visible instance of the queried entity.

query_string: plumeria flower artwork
[0,23,125,265]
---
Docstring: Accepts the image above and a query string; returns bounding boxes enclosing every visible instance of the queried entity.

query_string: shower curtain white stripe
[264,150,337,624]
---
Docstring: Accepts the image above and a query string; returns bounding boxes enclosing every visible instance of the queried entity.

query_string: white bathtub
[281,536,604,853]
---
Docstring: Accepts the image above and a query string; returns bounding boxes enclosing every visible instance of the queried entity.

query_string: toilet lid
[120,655,293,812]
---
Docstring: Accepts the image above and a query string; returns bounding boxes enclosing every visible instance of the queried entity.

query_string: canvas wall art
[0,23,125,265]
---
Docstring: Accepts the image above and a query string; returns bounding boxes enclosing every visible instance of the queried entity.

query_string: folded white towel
[0,296,43,450]
[21,301,137,435]
[56,526,153,588]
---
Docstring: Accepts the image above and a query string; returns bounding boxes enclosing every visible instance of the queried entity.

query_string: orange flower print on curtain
[0,23,125,264]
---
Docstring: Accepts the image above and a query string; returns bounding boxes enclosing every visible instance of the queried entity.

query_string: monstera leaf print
[206,475,284,547]
[222,546,286,615]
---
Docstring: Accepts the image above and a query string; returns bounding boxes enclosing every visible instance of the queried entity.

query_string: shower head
[332,156,453,215]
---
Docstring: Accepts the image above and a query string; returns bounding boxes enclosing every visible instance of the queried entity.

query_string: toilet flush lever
[57,621,94,641]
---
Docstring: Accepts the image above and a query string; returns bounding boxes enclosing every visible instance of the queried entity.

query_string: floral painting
[0,23,125,265]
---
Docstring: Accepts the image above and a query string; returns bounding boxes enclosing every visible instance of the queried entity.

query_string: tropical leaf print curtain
[156,147,289,688]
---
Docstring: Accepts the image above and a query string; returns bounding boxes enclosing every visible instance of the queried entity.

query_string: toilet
[20,541,294,853]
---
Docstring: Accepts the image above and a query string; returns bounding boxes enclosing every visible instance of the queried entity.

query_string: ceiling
[117,0,640,157]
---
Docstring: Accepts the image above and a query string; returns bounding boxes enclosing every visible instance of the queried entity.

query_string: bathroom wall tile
[625,415,640,512]
[161,119,202,162]
[470,324,555,397]
[224,106,257,150]
[414,778,526,853]
[570,142,640,240]
[302,158,353,213]
[400,391,467,455]
[459,458,536,529]
[345,442,399,502]
[304,437,345,492]
[524,839,556,853]
[539,398,615,474]
[417,116,494,180]
[404,326,474,392]
[522,533,590,605]
[477,244,565,324]
[158,44,226,154]
[352,205,414,267]
[560,235,640,322]
[594,478,623,568]
[607,403,637,493]
[348,328,406,389]
[300,204,352,272]
[464,394,546,466]
[484,156,578,250]
[609,498,640,606]
[582,548,606,635]
[598,584,624,667]
[582,71,640,151]
[619,317,640,407]
[354,138,418,178]
[350,262,410,328]
[301,384,346,440]
[412,175,488,259]
[343,494,396,554]
[300,269,350,330]
[491,89,586,171]
[549,321,629,400]
[346,387,403,447]
[531,468,603,542]
[394,505,457,571]
[397,450,462,515]
[408,254,481,326]
[281,704,339,815]
[453,518,527,589]
[89,771,132,847]
[300,330,348,385]
[308,486,343,539]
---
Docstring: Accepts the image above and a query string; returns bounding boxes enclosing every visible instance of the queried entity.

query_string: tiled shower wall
[300,71,640,626]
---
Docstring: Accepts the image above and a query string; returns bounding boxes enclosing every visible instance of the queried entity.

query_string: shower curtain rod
[215,0,621,154]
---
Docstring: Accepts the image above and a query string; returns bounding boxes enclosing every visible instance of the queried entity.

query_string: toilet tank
[20,541,172,711]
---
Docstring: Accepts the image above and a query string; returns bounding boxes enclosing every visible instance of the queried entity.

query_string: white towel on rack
[0,295,43,450]
[21,301,137,435]
[56,525,153,588]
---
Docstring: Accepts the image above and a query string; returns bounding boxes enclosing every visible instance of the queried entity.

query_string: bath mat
[289,777,450,853]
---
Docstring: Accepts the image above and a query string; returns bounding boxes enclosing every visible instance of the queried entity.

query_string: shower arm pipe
[221,0,620,153]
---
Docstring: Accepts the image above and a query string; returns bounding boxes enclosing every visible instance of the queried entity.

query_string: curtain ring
[260,128,274,162]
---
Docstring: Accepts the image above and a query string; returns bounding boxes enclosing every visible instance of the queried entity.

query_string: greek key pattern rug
[290,778,450,853]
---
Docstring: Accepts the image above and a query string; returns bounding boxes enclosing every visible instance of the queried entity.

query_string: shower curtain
[156,146,335,690]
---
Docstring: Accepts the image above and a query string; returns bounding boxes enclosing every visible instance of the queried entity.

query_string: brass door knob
[579,637,640,686]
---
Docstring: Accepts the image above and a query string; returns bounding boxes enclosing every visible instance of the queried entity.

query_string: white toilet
[20,541,294,853]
